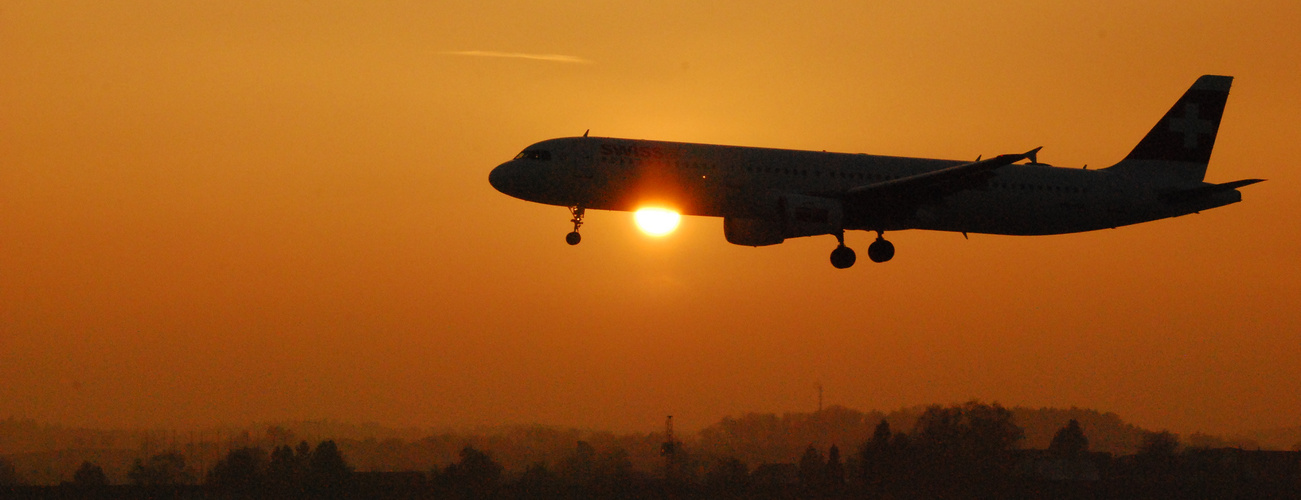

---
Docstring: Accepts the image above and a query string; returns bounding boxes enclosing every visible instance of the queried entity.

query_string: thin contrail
[443,50,594,64]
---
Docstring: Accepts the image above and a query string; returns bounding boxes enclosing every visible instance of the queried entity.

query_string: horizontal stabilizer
[1161,178,1264,203]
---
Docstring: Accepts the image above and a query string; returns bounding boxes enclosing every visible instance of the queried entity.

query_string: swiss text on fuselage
[599,143,669,159]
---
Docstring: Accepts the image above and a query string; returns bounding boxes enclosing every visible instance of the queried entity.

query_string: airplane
[489,75,1261,268]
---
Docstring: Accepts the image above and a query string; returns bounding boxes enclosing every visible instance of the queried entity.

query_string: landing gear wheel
[565,206,585,246]
[867,236,895,263]
[830,245,856,269]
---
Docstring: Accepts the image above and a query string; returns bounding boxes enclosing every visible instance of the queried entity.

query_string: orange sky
[2,1,1299,437]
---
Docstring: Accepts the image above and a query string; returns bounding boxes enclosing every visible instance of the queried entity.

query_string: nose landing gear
[565,206,585,245]
[867,232,895,263]
[829,230,856,269]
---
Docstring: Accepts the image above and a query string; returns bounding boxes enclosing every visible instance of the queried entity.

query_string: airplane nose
[488,162,511,194]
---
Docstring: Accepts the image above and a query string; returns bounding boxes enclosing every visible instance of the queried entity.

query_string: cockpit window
[514,149,551,161]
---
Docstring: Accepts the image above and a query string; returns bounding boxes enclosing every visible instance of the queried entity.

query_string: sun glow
[634,208,681,236]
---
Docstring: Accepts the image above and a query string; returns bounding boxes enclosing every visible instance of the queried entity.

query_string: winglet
[1024,146,1042,164]
[982,147,1041,167]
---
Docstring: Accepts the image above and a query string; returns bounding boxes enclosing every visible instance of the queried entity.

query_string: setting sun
[633,208,681,236]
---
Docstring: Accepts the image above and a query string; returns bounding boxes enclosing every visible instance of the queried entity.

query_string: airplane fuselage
[488,75,1257,267]
[489,136,1240,236]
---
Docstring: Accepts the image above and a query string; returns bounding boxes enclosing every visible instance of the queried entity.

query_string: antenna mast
[661,415,679,481]
[661,415,676,457]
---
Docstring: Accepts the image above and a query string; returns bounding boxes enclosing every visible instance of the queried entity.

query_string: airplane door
[568,143,598,203]
[572,145,596,180]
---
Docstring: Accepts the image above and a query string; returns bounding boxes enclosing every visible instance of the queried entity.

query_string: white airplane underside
[489,75,1261,268]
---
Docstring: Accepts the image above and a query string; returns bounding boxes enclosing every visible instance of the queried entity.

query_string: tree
[1138,431,1180,457]
[72,462,107,487]
[870,420,892,447]
[1137,430,1180,478]
[443,445,502,499]
[128,452,193,486]
[558,441,596,487]
[307,440,353,492]
[913,402,1024,456]
[858,420,893,493]
[208,447,268,490]
[959,401,1025,454]
[909,402,1023,496]
[265,425,295,445]
[514,462,561,499]
[1049,419,1089,456]
[594,447,635,494]
[797,445,826,493]
[914,405,964,450]
[267,444,308,492]
[825,444,846,491]
[704,457,749,496]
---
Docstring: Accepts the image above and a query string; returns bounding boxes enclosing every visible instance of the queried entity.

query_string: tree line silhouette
[2,405,1288,485]
[3,401,1297,499]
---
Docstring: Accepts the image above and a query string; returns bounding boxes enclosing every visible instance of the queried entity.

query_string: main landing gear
[829,230,895,269]
[565,206,585,245]
[867,232,895,263]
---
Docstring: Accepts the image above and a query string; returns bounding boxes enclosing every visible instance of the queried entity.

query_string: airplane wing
[843,147,1041,206]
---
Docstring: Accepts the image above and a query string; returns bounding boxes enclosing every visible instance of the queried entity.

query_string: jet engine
[724,194,843,246]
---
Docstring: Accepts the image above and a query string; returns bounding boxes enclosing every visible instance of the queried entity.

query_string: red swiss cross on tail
[1109,75,1232,183]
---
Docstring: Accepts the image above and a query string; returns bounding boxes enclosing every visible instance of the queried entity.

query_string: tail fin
[1107,75,1233,183]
